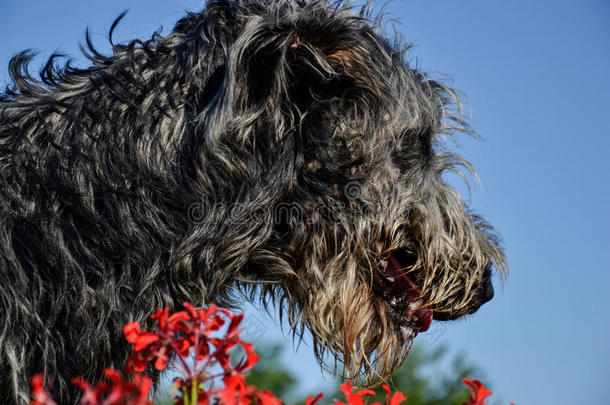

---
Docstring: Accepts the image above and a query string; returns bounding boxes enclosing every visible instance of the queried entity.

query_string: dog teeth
[390,298,398,306]
[378,259,388,271]
[385,276,394,282]
[409,299,423,311]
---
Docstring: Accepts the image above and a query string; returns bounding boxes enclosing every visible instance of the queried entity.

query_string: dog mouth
[372,249,433,333]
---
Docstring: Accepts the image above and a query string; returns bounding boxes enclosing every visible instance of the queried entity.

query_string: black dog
[0,0,505,403]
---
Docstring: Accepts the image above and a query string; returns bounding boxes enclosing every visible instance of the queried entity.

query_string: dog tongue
[385,253,433,333]
[412,306,433,332]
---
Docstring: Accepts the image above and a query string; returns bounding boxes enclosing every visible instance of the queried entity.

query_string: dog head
[179,0,506,384]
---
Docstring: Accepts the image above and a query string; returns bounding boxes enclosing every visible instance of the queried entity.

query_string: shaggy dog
[0,0,506,402]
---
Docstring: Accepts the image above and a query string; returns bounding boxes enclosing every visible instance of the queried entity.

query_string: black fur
[0,0,505,403]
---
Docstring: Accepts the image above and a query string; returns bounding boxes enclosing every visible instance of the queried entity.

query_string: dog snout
[480,272,494,304]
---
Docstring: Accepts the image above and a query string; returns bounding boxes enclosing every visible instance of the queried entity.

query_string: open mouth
[372,249,433,333]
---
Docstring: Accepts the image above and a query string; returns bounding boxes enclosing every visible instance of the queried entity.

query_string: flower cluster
[305,379,494,405]
[123,302,277,405]
[304,382,406,405]
[30,367,152,405]
[29,303,503,405]
[29,303,277,405]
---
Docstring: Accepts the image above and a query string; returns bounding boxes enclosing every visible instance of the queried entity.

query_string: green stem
[190,378,198,405]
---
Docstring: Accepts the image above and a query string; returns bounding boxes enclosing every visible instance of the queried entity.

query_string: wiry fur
[0,0,506,403]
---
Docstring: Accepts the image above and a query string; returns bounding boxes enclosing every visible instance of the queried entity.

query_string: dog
[0,0,506,402]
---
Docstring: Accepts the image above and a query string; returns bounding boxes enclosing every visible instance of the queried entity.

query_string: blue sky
[2,0,609,403]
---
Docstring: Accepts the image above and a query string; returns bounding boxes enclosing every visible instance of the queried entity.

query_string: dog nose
[481,276,494,304]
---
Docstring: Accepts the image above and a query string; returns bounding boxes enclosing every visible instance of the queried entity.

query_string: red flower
[255,389,283,405]
[235,342,259,372]
[220,373,256,405]
[29,373,57,405]
[123,323,145,347]
[462,379,493,405]
[71,368,152,405]
[381,384,407,405]
[151,307,191,335]
[335,381,376,405]
[306,393,325,405]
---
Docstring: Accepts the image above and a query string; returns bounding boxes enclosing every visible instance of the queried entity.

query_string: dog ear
[203,14,375,145]
[202,20,291,144]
